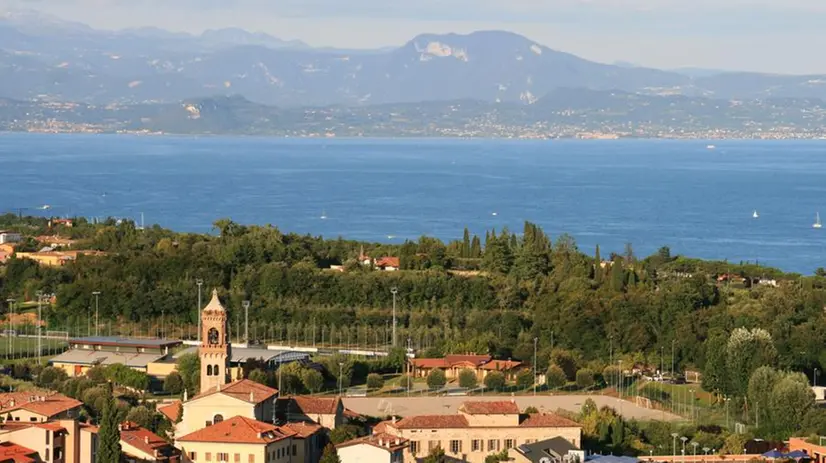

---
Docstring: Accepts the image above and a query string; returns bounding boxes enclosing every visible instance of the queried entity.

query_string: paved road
[343,394,680,421]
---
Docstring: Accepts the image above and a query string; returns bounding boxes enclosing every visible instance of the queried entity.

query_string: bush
[458,369,478,389]
[516,369,534,390]
[546,365,567,389]
[524,406,539,413]
[398,374,414,391]
[484,371,506,391]
[163,372,184,394]
[301,369,324,393]
[36,366,67,389]
[551,348,580,381]
[366,373,385,390]
[576,368,595,390]
[603,365,620,387]
[427,369,446,390]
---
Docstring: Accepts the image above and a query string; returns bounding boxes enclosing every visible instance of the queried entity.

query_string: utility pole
[36,291,43,364]
[196,279,203,342]
[243,300,250,345]
[671,339,676,380]
[609,335,613,368]
[6,298,15,359]
[390,287,398,347]
[533,337,538,396]
[92,291,101,337]
[161,310,165,339]
[338,362,344,396]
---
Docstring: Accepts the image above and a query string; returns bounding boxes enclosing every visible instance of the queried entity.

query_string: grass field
[0,336,68,360]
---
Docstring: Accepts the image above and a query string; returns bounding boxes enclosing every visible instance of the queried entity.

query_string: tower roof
[203,289,225,312]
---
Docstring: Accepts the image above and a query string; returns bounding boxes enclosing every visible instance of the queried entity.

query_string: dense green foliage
[319,444,341,463]
[458,369,478,389]
[427,369,446,389]
[484,371,506,391]
[545,365,567,389]
[366,373,384,390]
[97,391,122,463]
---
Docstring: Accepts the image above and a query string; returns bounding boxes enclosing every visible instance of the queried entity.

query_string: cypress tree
[462,228,471,258]
[594,244,603,283]
[97,392,122,463]
[610,258,625,292]
[470,236,481,258]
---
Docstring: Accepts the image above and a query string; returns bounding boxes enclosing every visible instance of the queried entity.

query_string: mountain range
[2,9,826,108]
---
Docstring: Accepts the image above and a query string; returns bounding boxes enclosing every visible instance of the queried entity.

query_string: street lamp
[338,362,344,397]
[35,291,43,363]
[533,337,538,396]
[92,291,101,337]
[196,279,203,342]
[671,433,679,457]
[243,300,250,345]
[681,436,688,459]
[703,447,710,456]
[692,442,699,458]
[390,287,398,347]
[6,298,15,358]
[725,396,731,429]
[815,368,819,387]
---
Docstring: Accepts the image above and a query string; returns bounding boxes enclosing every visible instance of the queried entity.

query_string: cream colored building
[275,396,344,430]
[376,400,582,463]
[337,433,408,463]
[0,392,83,423]
[177,416,295,463]
[178,380,278,438]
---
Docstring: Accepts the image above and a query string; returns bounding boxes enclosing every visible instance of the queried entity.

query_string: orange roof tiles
[480,359,523,370]
[0,392,82,418]
[277,421,324,439]
[444,354,491,366]
[34,422,67,432]
[287,396,341,415]
[392,415,469,429]
[460,400,520,415]
[410,354,521,371]
[519,413,581,428]
[157,401,181,422]
[120,422,175,457]
[374,257,400,268]
[337,432,409,453]
[192,379,278,404]
[177,416,293,444]
[0,442,38,463]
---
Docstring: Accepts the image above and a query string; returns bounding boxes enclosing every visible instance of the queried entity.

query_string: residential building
[376,400,582,463]
[508,436,584,463]
[276,422,325,463]
[49,336,182,378]
[374,257,400,271]
[408,354,524,382]
[789,438,824,463]
[158,401,182,423]
[276,396,344,430]
[337,433,408,463]
[0,232,22,245]
[14,250,106,267]
[176,416,295,463]
[118,421,181,463]
[177,380,279,438]
[35,236,77,249]
[0,393,83,423]
[0,442,40,463]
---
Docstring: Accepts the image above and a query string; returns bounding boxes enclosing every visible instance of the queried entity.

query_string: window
[217,453,229,462]
[189,452,197,461]
[207,365,213,376]
[205,453,212,462]
[208,328,220,345]
[234,454,240,463]
[471,440,481,452]
[46,432,50,445]
[409,441,420,455]
[214,415,224,424]
[30,417,38,422]
[449,440,462,454]
[487,440,499,452]
[292,445,297,456]
[505,439,515,449]
[248,455,254,463]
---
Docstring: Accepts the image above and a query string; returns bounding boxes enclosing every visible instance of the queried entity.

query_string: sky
[2,0,826,74]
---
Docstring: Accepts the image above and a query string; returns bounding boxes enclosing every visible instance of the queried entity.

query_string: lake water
[1,134,825,274]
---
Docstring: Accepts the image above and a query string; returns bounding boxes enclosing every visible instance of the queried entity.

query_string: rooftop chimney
[379,438,384,447]
[250,391,254,402]
[144,436,149,444]
[395,439,400,446]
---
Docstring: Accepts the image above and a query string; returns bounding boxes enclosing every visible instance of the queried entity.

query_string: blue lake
[1,134,825,273]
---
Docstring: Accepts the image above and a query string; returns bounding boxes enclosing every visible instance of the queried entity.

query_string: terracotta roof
[410,354,499,370]
[80,424,99,434]
[343,408,361,420]
[392,415,469,429]
[0,392,82,418]
[337,433,409,453]
[192,379,278,404]
[375,257,400,268]
[409,358,448,369]
[444,354,491,366]
[34,422,67,432]
[372,420,391,434]
[480,360,523,370]
[277,422,324,439]
[177,416,293,444]
[460,400,520,415]
[120,421,175,458]
[0,442,38,463]
[288,396,341,415]
[158,401,181,422]
[519,413,582,428]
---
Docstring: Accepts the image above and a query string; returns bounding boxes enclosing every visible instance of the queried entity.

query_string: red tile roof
[277,422,324,439]
[372,420,391,434]
[337,433,409,453]
[192,380,278,404]
[519,413,581,428]
[0,443,38,463]
[409,358,448,369]
[289,396,342,415]
[158,401,181,422]
[0,392,82,418]
[392,415,469,429]
[120,422,175,458]
[374,257,400,268]
[343,408,361,420]
[177,416,293,444]
[80,423,100,434]
[480,360,523,370]
[460,401,520,415]
[444,354,491,366]
[34,422,67,433]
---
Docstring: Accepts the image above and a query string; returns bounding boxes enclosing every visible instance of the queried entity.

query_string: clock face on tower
[208,327,220,345]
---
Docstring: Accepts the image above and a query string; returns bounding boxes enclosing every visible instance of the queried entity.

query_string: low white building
[0,231,22,245]
[337,433,407,463]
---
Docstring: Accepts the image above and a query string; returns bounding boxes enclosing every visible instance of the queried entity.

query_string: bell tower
[199,289,231,394]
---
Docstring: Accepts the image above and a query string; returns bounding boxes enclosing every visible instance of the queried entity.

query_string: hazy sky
[3,0,826,74]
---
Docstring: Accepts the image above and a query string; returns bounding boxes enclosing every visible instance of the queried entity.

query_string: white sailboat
[752,210,759,219]
[815,213,822,229]
[320,210,327,220]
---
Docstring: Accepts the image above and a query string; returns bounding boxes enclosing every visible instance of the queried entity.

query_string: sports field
[343,394,681,421]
